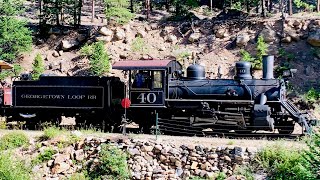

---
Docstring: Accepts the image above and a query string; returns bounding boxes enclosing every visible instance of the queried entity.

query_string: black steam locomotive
[113,55,315,134]
[0,55,315,134]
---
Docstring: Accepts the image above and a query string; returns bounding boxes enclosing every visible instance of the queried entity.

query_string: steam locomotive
[113,55,315,134]
[0,55,315,134]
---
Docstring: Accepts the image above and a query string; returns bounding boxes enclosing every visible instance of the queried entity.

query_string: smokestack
[262,55,274,79]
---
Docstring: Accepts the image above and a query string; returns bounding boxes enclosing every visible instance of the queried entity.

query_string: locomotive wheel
[278,121,295,134]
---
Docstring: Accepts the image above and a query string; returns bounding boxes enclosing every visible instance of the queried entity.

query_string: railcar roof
[112,60,180,70]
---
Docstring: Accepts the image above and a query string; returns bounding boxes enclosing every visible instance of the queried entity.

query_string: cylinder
[262,55,274,79]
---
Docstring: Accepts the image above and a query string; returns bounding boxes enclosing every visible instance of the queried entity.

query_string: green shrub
[172,0,199,17]
[105,7,134,25]
[239,36,268,70]
[303,133,320,179]
[255,144,315,180]
[0,64,23,80]
[305,88,320,102]
[131,37,148,53]
[255,35,268,69]
[278,48,295,61]
[32,148,55,165]
[0,131,29,150]
[0,152,31,180]
[41,126,62,140]
[32,53,45,80]
[293,0,315,11]
[87,144,130,179]
[80,42,110,76]
[234,165,254,180]
[240,49,254,62]
[104,0,134,25]
[216,172,227,180]
[68,173,88,180]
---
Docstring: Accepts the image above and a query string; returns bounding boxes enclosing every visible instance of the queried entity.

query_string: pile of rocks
[125,140,257,180]
[28,135,258,180]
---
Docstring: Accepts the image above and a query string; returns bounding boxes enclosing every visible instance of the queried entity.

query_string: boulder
[115,29,126,41]
[216,28,226,38]
[136,30,147,38]
[61,40,79,50]
[259,28,277,42]
[307,29,320,46]
[281,36,292,43]
[51,162,70,174]
[166,34,177,43]
[74,149,85,161]
[99,27,113,36]
[52,51,59,57]
[236,34,250,47]
[95,35,112,42]
[188,33,201,43]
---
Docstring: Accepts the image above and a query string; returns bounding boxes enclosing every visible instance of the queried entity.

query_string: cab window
[132,70,151,89]
[153,71,162,89]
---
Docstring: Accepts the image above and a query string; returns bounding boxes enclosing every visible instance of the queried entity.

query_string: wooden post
[317,0,320,12]
[210,0,213,11]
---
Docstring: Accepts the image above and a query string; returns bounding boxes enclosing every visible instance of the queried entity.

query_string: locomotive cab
[113,60,182,108]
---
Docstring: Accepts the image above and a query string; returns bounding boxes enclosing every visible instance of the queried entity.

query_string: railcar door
[129,70,165,108]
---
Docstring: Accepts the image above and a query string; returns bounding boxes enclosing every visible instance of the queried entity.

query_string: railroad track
[5,120,304,141]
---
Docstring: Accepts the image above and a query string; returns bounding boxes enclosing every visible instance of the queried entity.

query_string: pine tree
[0,0,32,62]
[81,42,110,76]
[32,54,45,80]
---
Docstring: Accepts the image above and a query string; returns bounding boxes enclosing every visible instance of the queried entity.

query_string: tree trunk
[318,0,320,12]
[146,0,150,19]
[246,0,250,13]
[269,0,272,12]
[165,0,169,11]
[91,0,95,22]
[210,0,213,11]
[131,0,134,13]
[261,0,266,17]
[289,0,292,15]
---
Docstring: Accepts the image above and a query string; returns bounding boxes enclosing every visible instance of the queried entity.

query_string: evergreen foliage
[240,35,268,70]
[32,53,45,80]
[0,0,32,63]
[80,42,110,76]
[172,0,199,17]
[104,0,134,25]
[0,0,25,16]
[0,64,22,80]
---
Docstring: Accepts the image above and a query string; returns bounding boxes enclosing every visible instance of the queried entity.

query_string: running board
[280,99,312,133]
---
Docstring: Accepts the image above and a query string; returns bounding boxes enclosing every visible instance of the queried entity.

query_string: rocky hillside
[19,7,320,94]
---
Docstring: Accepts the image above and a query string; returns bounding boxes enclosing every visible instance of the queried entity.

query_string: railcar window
[153,71,162,89]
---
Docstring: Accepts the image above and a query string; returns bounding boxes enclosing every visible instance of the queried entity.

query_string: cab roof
[112,60,182,70]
